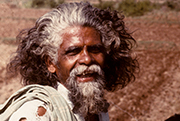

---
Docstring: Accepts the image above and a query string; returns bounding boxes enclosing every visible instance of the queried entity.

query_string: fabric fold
[0,84,77,121]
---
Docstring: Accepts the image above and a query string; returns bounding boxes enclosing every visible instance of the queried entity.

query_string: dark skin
[47,26,105,120]
[19,26,104,121]
[19,106,47,121]
[48,26,105,85]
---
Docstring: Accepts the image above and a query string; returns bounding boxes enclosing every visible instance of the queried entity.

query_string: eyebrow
[64,46,82,53]
[64,44,105,53]
[88,44,103,48]
[87,44,105,52]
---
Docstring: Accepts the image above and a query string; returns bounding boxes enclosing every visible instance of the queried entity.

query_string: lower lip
[77,76,94,82]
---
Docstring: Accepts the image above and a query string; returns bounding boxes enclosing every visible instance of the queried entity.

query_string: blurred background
[0,0,180,120]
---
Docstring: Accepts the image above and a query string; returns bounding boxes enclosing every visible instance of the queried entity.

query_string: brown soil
[1,3,180,121]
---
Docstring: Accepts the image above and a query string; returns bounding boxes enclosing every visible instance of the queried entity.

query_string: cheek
[65,56,78,66]
[56,64,69,83]
[57,56,78,80]
[94,54,105,68]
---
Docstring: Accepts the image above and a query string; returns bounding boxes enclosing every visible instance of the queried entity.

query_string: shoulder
[9,99,51,121]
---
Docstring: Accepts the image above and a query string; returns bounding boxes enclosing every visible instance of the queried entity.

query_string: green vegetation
[118,0,160,16]
[93,0,180,17]
[22,0,180,16]
[93,1,116,10]
[163,0,180,11]
[31,0,64,8]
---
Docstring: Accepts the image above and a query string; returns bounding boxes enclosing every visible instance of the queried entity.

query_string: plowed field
[1,3,180,121]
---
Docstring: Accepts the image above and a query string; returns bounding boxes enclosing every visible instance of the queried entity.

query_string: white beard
[65,64,109,117]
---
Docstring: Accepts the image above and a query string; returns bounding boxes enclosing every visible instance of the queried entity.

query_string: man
[0,2,138,121]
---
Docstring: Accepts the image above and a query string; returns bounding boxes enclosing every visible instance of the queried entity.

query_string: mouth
[76,71,97,83]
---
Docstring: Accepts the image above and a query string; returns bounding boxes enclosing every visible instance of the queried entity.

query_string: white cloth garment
[9,83,109,121]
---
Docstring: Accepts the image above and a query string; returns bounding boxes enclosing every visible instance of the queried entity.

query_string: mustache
[69,64,104,77]
[65,64,108,116]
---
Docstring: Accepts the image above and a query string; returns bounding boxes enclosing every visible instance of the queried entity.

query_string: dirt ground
[1,3,180,121]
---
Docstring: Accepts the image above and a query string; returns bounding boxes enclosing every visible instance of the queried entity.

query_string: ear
[48,64,56,73]
[45,57,56,73]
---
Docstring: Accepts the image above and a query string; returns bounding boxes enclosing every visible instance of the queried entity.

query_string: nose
[78,48,93,65]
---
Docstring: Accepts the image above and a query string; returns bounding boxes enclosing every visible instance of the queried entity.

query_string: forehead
[59,26,102,47]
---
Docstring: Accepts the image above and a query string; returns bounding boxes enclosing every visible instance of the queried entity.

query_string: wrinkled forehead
[60,26,100,37]
[59,25,102,45]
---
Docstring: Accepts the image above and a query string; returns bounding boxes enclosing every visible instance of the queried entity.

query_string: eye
[65,47,82,56]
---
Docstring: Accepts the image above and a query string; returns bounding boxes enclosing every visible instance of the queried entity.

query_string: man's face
[49,26,105,84]
[47,26,108,115]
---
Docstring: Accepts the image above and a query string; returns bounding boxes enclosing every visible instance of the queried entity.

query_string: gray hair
[34,2,105,63]
[34,2,120,64]
[8,2,138,90]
